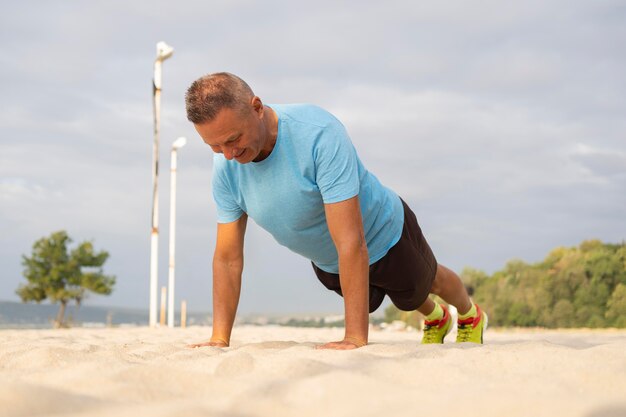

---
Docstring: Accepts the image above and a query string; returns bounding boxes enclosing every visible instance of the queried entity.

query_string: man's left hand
[315,338,367,350]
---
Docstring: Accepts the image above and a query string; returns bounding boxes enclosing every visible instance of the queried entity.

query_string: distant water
[0,301,211,329]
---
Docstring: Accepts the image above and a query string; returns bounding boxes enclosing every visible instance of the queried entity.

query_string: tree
[552,299,575,327]
[606,284,626,327]
[16,230,116,328]
[465,240,625,328]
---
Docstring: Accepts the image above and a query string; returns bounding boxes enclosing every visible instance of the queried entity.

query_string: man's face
[194,99,268,164]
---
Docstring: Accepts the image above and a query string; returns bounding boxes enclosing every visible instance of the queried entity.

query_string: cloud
[570,144,626,178]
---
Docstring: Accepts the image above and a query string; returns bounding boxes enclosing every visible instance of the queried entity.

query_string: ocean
[0,300,211,329]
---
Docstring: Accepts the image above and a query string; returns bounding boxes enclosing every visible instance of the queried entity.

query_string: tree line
[386,240,626,328]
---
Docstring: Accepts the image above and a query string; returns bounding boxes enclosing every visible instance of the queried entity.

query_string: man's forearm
[211,259,243,345]
[337,245,370,345]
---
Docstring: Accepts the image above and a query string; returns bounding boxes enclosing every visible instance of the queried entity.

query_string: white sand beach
[1,326,625,417]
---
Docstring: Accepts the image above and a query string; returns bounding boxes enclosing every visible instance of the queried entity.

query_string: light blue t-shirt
[212,104,404,273]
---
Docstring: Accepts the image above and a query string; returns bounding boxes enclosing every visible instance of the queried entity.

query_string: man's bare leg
[430,264,472,314]
[416,264,472,315]
[416,296,436,316]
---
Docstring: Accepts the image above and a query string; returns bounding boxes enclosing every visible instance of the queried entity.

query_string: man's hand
[186,338,229,348]
[324,196,370,351]
[315,337,367,350]
[208,215,248,352]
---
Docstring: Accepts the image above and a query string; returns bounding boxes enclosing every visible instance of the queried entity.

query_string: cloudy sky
[1,0,625,315]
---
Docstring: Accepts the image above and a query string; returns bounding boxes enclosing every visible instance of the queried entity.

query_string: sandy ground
[1,325,625,417]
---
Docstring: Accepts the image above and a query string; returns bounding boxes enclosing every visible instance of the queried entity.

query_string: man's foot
[456,304,488,344]
[421,304,452,344]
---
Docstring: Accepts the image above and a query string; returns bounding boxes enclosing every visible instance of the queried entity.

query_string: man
[185,72,487,350]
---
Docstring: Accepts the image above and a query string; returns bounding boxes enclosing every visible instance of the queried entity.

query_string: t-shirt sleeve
[212,160,244,223]
[313,120,360,204]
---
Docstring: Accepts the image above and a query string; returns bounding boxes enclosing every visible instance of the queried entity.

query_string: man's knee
[429,264,445,295]
[369,286,386,313]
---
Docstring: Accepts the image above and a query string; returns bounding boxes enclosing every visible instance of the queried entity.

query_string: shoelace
[422,323,441,343]
[456,324,472,342]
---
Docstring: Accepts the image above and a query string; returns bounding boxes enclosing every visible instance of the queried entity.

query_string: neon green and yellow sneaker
[421,304,452,344]
[456,304,488,344]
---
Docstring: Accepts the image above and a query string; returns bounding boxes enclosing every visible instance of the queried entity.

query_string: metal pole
[181,300,187,328]
[150,41,173,327]
[168,137,186,328]
[160,286,167,326]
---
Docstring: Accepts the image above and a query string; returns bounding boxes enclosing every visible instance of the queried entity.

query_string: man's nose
[223,146,235,160]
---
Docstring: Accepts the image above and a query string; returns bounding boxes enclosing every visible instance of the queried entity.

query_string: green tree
[606,284,626,327]
[551,299,575,327]
[17,230,116,328]
[460,240,625,328]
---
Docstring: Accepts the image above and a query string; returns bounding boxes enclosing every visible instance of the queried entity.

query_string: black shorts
[312,198,437,313]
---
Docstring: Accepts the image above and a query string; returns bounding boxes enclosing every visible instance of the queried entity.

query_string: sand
[1,325,625,417]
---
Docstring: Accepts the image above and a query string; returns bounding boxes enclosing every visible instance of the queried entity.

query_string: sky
[1,0,625,315]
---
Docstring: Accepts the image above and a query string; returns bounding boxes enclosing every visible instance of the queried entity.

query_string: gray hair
[185,72,255,124]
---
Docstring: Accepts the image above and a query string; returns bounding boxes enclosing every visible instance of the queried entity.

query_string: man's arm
[188,214,247,348]
[317,195,369,350]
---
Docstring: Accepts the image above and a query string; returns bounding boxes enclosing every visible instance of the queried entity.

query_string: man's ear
[251,96,264,117]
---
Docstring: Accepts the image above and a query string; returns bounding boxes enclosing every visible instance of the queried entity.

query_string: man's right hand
[187,338,229,348]
[196,216,248,351]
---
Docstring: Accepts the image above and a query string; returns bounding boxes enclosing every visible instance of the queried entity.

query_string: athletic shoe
[456,304,488,344]
[421,304,452,344]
